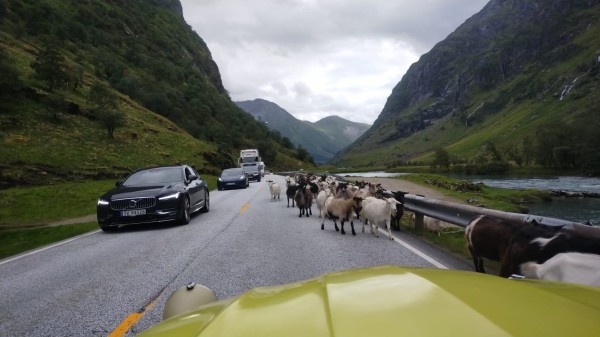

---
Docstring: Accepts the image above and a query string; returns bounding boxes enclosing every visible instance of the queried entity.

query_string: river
[469,175,600,225]
[343,172,600,225]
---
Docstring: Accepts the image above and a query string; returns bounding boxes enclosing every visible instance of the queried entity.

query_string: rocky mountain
[336,0,600,173]
[236,99,370,164]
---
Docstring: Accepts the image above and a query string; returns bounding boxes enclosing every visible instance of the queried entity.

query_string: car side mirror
[188,174,198,181]
[115,180,122,187]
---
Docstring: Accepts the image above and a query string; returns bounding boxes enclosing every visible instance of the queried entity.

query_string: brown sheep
[321,196,363,235]
[464,215,522,274]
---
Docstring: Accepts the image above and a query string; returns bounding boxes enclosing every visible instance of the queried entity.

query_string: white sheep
[266,180,281,202]
[316,189,332,218]
[360,197,399,240]
[520,252,600,287]
[285,175,296,187]
[359,196,377,234]
[410,214,461,234]
[319,181,330,192]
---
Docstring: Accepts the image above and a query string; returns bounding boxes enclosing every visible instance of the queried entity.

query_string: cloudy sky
[180,0,489,124]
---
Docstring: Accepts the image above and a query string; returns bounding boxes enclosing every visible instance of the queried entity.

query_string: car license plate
[121,209,146,216]
[227,182,236,185]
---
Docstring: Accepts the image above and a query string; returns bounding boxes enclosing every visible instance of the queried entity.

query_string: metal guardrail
[281,172,600,237]
[403,194,600,240]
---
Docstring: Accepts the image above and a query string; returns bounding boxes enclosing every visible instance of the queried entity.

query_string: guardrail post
[414,212,424,231]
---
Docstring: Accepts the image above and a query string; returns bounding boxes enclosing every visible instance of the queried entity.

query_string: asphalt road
[0,175,472,337]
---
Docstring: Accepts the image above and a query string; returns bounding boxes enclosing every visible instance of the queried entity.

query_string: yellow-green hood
[139,266,600,337]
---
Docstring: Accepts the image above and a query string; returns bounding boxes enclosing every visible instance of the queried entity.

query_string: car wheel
[179,196,191,224]
[245,179,249,188]
[200,190,210,213]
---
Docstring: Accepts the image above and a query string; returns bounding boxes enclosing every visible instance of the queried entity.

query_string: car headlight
[97,199,109,206]
[159,192,180,201]
[218,178,223,182]
[239,176,246,180]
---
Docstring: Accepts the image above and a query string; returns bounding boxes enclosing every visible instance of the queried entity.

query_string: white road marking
[0,230,100,266]
[377,227,448,269]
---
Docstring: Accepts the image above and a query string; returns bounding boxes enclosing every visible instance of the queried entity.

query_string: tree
[281,137,294,149]
[296,146,310,161]
[97,109,126,139]
[87,83,125,138]
[433,148,451,170]
[521,136,534,166]
[88,83,118,111]
[0,49,21,93]
[257,140,277,164]
[30,40,69,91]
[477,141,503,162]
[503,144,523,167]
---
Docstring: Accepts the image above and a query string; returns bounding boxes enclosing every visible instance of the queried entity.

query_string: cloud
[181,0,488,124]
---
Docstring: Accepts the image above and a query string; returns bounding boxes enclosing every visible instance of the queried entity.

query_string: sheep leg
[350,220,356,236]
[386,219,393,240]
[468,246,486,273]
[340,220,346,235]
[478,258,486,273]
[334,220,339,232]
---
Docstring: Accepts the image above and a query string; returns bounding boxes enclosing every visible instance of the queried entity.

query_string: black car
[217,168,249,190]
[242,162,261,182]
[96,165,209,232]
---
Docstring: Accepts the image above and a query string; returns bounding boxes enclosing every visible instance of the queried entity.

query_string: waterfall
[559,76,580,101]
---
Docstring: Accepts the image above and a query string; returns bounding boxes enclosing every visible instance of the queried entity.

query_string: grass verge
[0,180,116,228]
[0,222,98,259]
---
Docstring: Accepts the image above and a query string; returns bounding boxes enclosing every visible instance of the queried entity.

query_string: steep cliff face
[340,0,600,168]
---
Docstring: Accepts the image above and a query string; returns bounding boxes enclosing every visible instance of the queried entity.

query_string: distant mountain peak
[236,99,371,163]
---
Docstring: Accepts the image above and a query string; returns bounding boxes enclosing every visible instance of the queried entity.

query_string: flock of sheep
[265,172,600,288]
[266,173,403,240]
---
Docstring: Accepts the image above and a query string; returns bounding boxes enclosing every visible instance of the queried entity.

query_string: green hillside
[335,0,600,174]
[0,0,312,189]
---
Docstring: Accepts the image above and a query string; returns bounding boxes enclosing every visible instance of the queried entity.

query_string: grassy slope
[1,31,219,175]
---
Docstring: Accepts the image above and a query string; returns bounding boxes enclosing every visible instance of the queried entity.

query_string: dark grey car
[217,168,249,190]
[242,163,261,182]
[96,165,209,232]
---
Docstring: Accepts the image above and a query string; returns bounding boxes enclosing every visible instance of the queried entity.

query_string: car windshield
[242,164,258,171]
[222,168,244,177]
[123,167,183,186]
[240,157,258,163]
